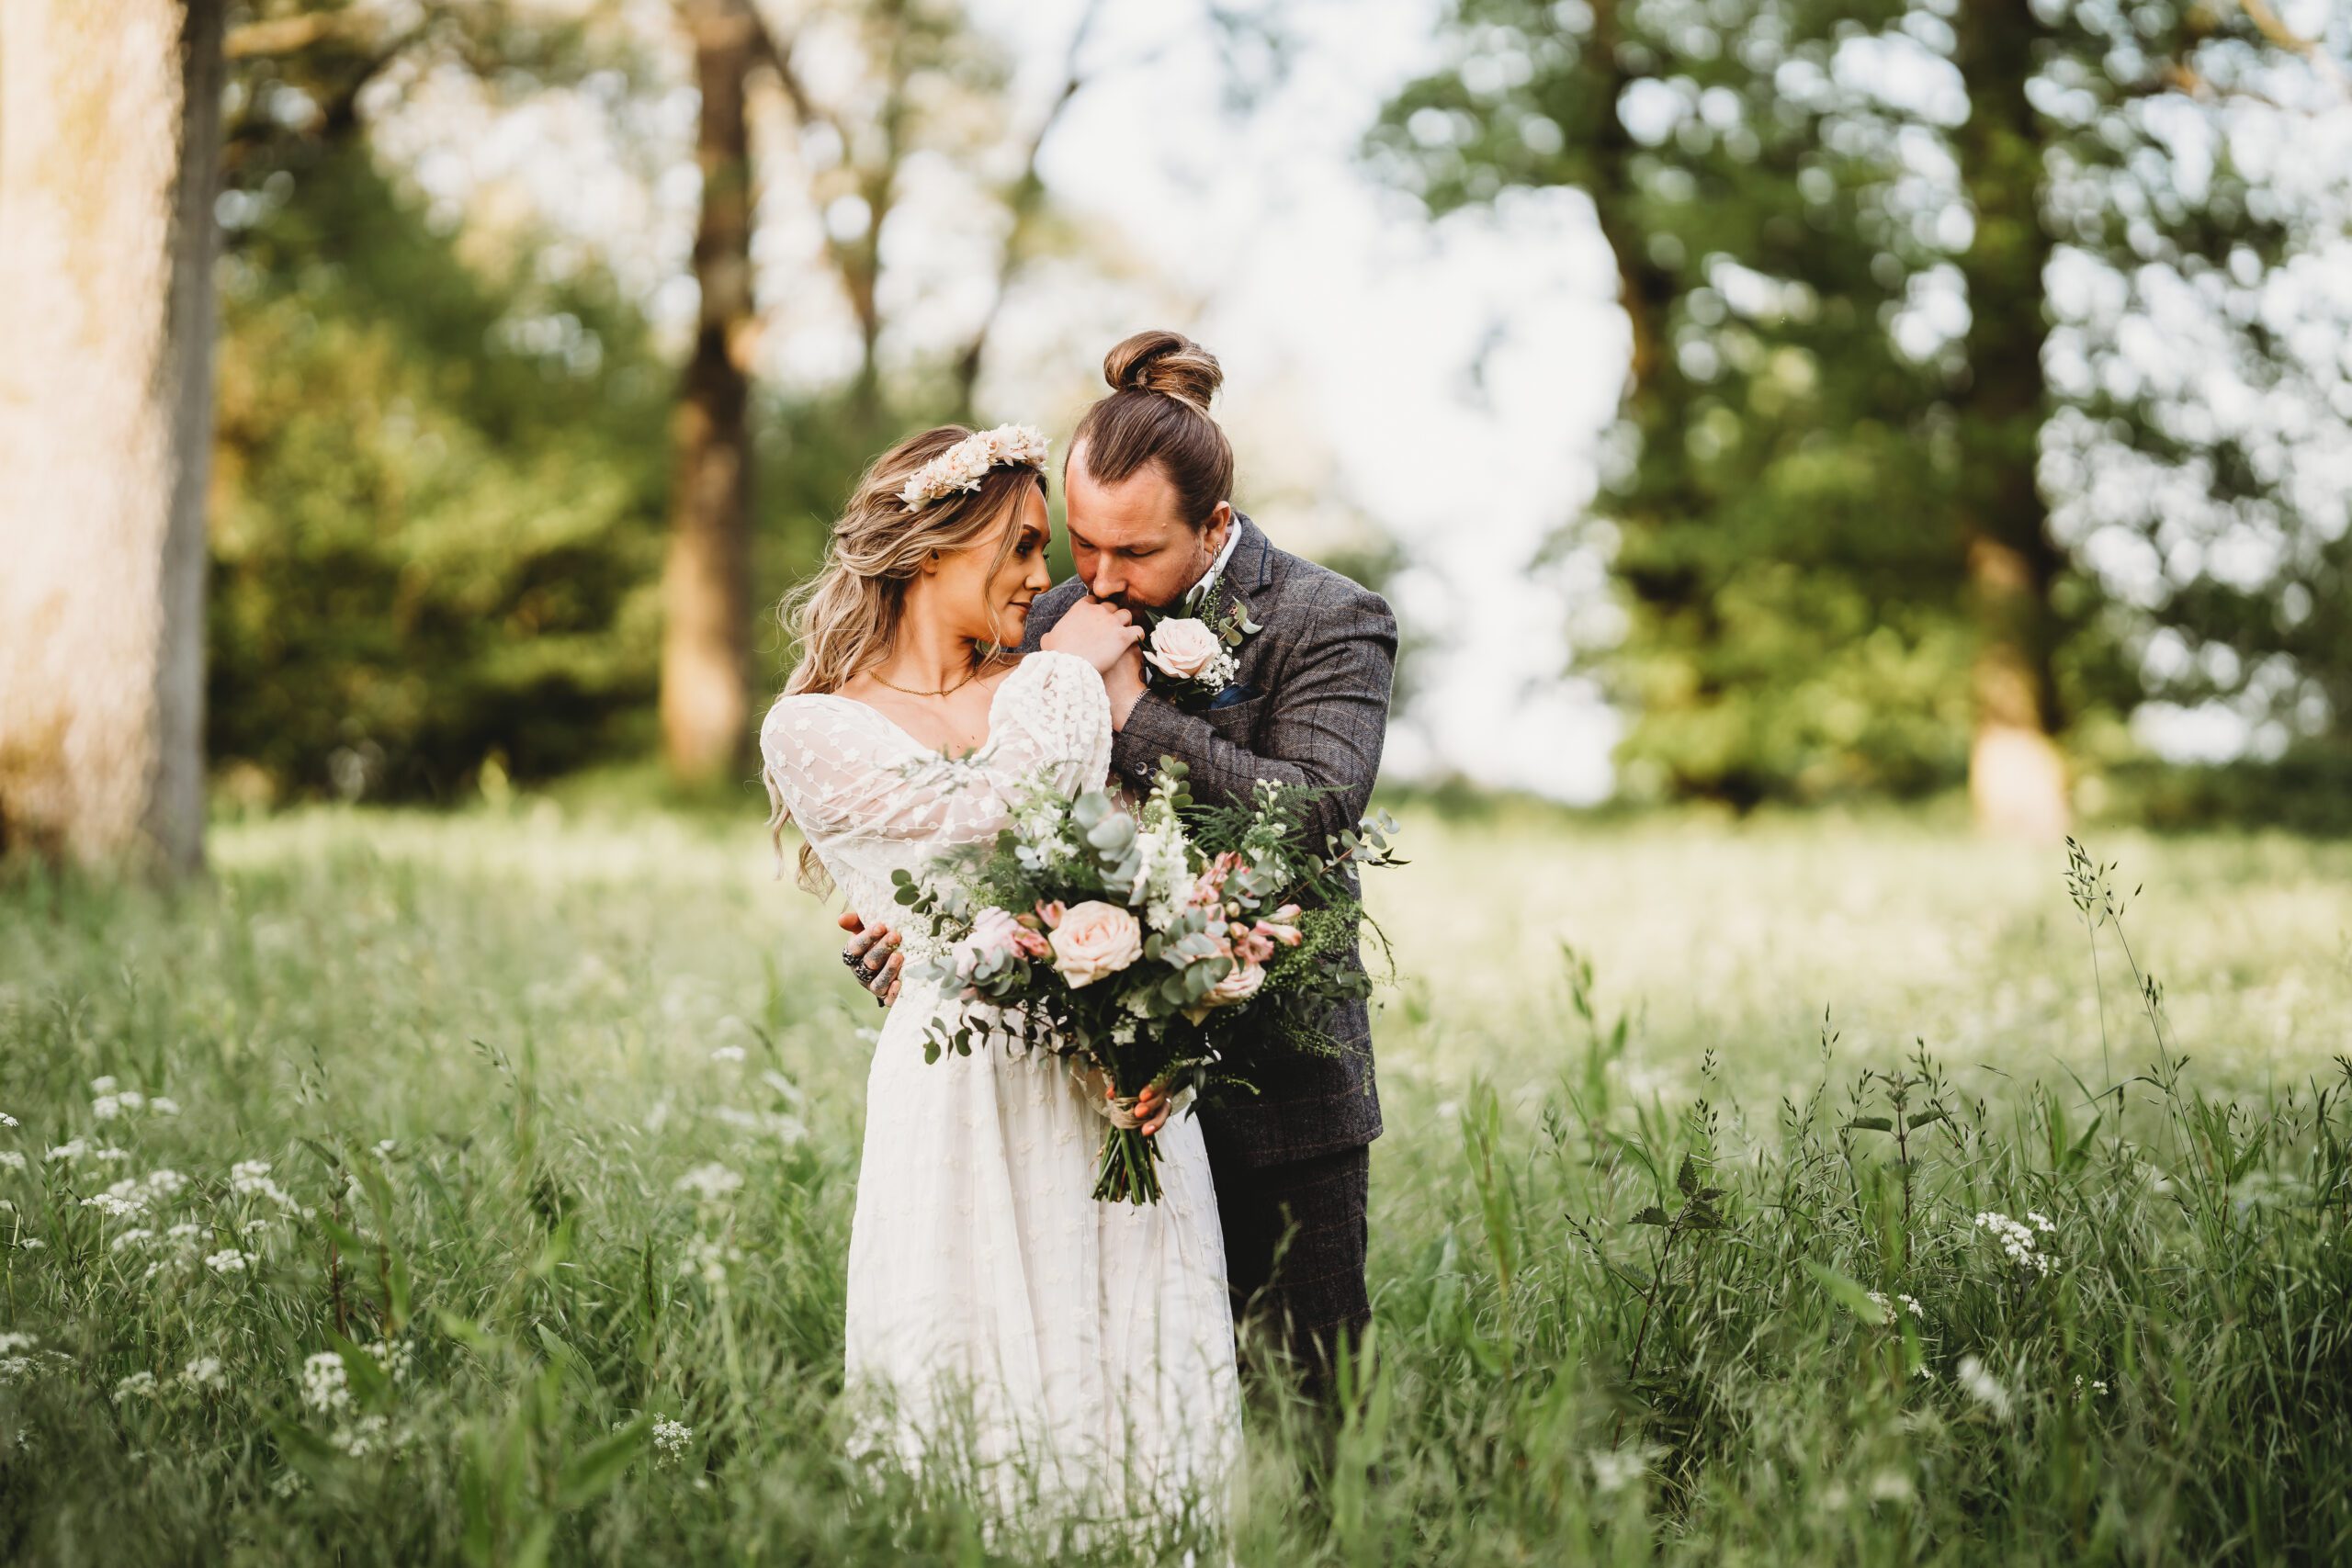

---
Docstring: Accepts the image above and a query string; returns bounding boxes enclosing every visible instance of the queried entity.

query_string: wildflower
[366,1338,413,1384]
[81,1190,146,1220]
[89,1077,118,1096]
[270,1470,307,1499]
[374,1140,396,1157]
[46,1139,88,1164]
[301,1351,352,1416]
[680,1235,742,1286]
[93,1147,129,1164]
[1973,1212,2057,1277]
[1588,1446,1653,1495]
[2027,1211,2055,1235]
[2074,1373,2109,1396]
[0,1111,16,1127]
[18,1239,42,1251]
[204,1249,248,1275]
[1867,1470,1916,1505]
[0,1152,24,1174]
[710,1045,747,1065]
[331,1413,390,1458]
[0,1332,35,1355]
[112,1371,159,1404]
[141,1168,186,1200]
[181,1357,227,1393]
[1865,1291,1925,1322]
[651,1416,693,1464]
[148,1098,180,1118]
[1955,1354,2013,1418]
[673,1164,743,1204]
[111,1226,156,1254]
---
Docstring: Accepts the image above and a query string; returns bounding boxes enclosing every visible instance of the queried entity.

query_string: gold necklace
[869,661,983,699]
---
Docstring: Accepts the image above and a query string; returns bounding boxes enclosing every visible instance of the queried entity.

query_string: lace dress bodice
[759,650,1114,952]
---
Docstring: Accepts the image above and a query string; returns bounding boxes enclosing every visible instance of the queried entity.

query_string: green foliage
[209,142,671,800]
[6,807,2352,1561]
[1372,0,2348,803]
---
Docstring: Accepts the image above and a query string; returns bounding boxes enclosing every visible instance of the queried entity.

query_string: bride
[757,423,1241,1535]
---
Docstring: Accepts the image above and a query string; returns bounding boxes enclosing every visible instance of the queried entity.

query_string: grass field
[5,799,2351,1564]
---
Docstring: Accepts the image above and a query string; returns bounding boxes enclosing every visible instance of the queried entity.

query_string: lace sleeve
[985,651,1113,797]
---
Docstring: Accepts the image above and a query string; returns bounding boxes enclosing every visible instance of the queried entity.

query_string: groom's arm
[1110,576,1396,852]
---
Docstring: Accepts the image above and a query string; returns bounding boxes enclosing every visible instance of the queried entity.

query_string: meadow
[3,798,2350,1565]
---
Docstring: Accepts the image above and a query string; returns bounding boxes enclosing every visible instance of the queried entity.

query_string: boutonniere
[1137,581,1261,712]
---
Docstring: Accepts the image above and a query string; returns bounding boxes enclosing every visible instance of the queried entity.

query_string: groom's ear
[1204,502,1234,550]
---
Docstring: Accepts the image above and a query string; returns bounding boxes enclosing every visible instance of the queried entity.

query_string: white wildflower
[673,1164,743,1204]
[0,1332,36,1355]
[1588,1446,1654,1495]
[2074,1373,2109,1396]
[0,1152,25,1174]
[710,1045,746,1065]
[1973,1211,2057,1277]
[148,1097,180,1118]
[116,1090,145,1113]
[141,1168,186,1200]
[680,1235,742,1286]
[93,1147,129,1164]
[113,1371,162,1404]
[374,1140,396,1157]
[365,1338,413,1384]
[301,1351,352,1416]
[90,1095,121,1122]
[2028,1211,2055,1235]
[89,1077,118,1096]
[1955,1354,2013,1418]
[181,1356,227,1393]
[111,1227,156,1254]
[270,1469,308,1499]
[46,1138,88,1164]
[1867,1469,1916,1505]
[17,1239,42,1251]
[204,1248,248,1275]
[651,1416,693,1464]
[82,1189,146,1220]
[0,1111,16,1127]
[331,1413,390,1458]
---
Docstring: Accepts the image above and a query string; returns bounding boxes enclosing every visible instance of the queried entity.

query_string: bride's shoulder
[999,649,1097,695]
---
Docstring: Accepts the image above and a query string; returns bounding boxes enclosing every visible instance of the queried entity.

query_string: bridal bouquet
[890,762,1401,1204]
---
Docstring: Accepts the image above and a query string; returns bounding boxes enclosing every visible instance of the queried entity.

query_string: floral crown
[898,423,1050,511]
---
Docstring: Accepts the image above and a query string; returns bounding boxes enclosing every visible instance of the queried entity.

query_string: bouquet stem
[1092,1125,1165,1205]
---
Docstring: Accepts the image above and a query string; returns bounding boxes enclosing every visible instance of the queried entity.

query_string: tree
[662,0,763,784]
[0,0,226,873]
[1374,0,2348,831]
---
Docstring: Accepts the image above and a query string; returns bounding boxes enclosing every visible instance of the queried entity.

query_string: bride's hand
[838,909,902,1006]
[1039,598,1143,675]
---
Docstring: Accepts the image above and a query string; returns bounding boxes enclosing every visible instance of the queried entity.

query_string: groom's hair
[1068,330,1235,529]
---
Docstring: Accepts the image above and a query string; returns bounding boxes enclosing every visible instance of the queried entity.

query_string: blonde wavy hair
[762,424,1047,891]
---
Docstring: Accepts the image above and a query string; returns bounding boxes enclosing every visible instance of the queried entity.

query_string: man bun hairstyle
[1069,329,1235,528]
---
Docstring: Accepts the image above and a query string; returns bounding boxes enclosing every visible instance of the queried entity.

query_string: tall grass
[2,804,2348,1564]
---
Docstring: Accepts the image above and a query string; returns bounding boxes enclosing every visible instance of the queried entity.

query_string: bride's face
[926,485,1053,646]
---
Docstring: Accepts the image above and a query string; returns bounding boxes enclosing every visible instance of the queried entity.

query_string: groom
[845,330,1397,1395]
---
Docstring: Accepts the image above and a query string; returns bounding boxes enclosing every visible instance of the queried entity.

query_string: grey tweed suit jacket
[1021,513,1397,1168]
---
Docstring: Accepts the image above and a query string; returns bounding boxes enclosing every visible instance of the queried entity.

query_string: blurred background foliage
[196,0,2351,825]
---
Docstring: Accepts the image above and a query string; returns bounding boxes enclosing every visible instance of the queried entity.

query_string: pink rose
[1046,900,1143,987]
[1183,959,1266,1023]
[954,907,1036,980]
[1144,617,1224,681]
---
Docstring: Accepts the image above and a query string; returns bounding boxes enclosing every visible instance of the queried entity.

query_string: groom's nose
[1086,560,1125,601]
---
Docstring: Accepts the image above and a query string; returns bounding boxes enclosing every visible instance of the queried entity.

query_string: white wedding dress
[759,650,1240,1537]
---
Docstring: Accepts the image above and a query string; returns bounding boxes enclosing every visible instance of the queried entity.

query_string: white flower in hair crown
[898,423,1051,510]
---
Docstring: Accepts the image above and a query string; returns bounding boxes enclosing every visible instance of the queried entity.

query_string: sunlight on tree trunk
[661,0,758,785]
[1955,0,2068,841]
[0,0,221,873]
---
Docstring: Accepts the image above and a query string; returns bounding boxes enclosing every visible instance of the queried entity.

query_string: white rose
[1183,959,1266,1023]
[1046,900,1144,987]
[1145,617,1226,682]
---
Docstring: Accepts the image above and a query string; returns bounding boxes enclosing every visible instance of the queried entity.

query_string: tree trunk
[662,0,759,784]
[0,0,222,874]
[1954,0,2069,841]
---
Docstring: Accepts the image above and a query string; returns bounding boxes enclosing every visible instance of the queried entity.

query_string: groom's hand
[838,909,902,1005]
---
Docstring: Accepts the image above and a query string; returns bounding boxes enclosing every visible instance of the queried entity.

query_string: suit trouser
[1204,1139,1372,1398]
